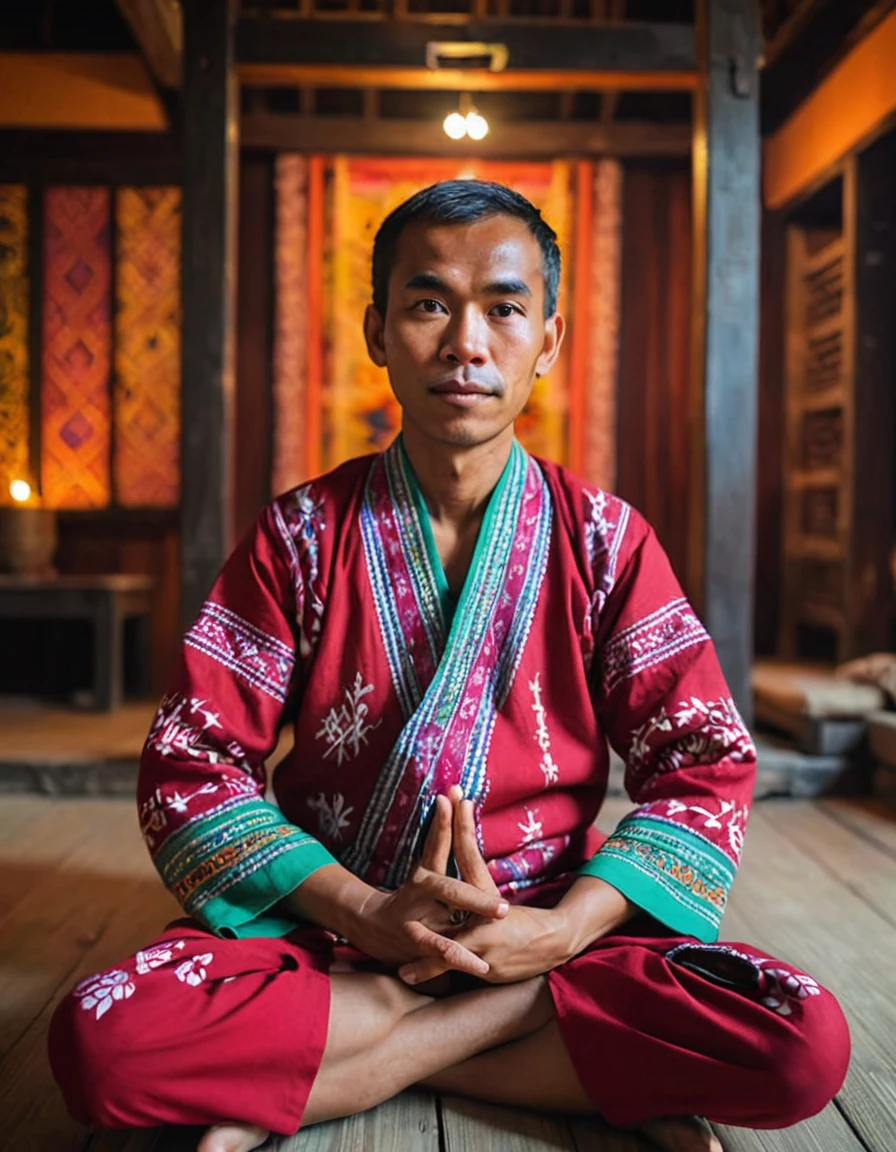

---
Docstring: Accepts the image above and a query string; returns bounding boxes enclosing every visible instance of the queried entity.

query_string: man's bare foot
[639,1116,723,1152]
[197,1121,270,1152]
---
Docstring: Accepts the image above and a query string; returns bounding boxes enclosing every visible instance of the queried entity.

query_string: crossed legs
[199,971,720,1152]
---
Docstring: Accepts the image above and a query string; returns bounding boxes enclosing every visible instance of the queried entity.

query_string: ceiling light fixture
[443,93,489,141]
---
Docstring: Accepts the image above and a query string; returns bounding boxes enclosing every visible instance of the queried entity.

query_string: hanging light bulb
[465,110,489,140]
[9,479,31,503]
[443,111,468,140]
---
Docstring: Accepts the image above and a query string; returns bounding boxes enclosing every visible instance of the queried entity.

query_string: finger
[403,921,489,981]
[419,794,452,875]
[454,799,499,892]
[400,920,493,984]
[422,874,508,919]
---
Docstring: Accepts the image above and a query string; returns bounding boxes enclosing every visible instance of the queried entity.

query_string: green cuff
[202,836,339,939]
[154,798,339,939]
[578,815,736,943]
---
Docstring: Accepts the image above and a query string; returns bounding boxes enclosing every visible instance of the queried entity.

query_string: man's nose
[440,308,488,366]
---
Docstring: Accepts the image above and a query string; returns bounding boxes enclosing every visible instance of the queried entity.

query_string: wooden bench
[0,574,154,712]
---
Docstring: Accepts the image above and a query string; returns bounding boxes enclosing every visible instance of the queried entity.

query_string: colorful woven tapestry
[324,158,572,471]
[115,186,181,507]
[585,159,623,492]
[0,185,30,504]
[273,155,309,495]
[41,187,112,508]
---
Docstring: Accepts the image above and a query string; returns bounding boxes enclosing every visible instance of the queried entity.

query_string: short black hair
[371,179,561,319]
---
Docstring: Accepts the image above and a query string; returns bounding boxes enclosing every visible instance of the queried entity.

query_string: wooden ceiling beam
[241,112,691,156]
[115,0,182,89]
[236,17,696,75]
[237,64,696,91]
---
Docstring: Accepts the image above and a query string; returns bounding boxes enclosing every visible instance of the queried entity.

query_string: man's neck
[401,427,513,530]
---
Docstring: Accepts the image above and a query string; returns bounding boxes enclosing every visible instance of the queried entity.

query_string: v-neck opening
[398,438,518,634]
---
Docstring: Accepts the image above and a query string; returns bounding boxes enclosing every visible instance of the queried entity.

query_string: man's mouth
[429,379,496,397]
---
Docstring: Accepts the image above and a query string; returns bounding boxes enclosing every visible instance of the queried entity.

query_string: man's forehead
[392,215,544,282]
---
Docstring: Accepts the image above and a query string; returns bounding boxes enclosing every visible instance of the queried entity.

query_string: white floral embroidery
[73,969,135,1021]
[628,695,754,781]
[315,673,381,765]
[529,673,560,787]
[135,940,186,975]
[517,806,544,846]
[175,952,214,987]
[662,798,751,857]
[307,792,355,841]
[147,693,248,765]
[757,961,821,1017]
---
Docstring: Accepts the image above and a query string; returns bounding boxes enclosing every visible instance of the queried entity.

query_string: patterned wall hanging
[323,157,573,473]
[41,186,112,508]
[0,185,30,504]
[272,155,309,496]
[584,159,623,492]
[115,186,182,507]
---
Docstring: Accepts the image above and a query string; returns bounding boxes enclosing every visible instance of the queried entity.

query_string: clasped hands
[352,786,571,987]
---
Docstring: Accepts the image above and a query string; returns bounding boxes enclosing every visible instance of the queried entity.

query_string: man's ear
[364,304,387,368]
[535,313,565,378]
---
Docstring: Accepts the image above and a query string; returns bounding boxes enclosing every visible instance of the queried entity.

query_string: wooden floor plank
[0,799,178,1062]
[441,1096,576,1151]
[568,1117,656,1149]
[0,798,179,1152]
[760,800,896,930]
[720,803,896,1152]
[0,798,137,922]
[284,1092,440,1151]
[819,799,896,860]
[714,1105,866,1152]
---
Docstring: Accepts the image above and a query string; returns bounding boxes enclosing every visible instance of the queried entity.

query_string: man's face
[364,214,564,450]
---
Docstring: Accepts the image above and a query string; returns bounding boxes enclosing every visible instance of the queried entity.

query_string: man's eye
[491,303,519,318]
[416,299,444,313]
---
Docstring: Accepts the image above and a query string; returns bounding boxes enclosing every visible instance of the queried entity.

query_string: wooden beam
[115,0,183,89]
[237,63,696,92]
[761,0,896,135]
[236,17,696,75]
[241,113,691,156]
[763,8,896,210]
[691,0,762,721]
[0,52,167,131]
[0,130,182,184]
[180,0,238,628]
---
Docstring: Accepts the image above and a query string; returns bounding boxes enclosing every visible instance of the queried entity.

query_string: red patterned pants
[49,918,850,1136]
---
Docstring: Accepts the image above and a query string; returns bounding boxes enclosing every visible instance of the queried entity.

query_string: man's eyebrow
[404,272,449,292]
[483,278,531,298]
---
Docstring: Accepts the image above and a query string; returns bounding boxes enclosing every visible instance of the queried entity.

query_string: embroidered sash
[346,439,552,888]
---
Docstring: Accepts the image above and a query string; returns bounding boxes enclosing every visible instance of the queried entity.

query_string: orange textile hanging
[0,185,30,503]
[115,186,182,508]
[41,186,112,509]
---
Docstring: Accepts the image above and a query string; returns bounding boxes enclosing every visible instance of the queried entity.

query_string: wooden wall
[616,161,693,593]
[234,152,275,542]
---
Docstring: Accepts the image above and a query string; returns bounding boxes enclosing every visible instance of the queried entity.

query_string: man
[50,181,849,1152]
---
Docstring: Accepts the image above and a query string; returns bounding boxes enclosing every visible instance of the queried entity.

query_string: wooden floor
[1,794,894,1152]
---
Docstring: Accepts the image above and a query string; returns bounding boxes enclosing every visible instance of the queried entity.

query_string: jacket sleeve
[137,497,337,939]
[578,498,756,942]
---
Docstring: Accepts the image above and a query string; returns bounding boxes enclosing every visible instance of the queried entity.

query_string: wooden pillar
[180,0,238,628]
[690,0,762,721]
[852,131,896,655]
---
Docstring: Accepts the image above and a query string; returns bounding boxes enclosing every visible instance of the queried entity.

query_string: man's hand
[397,788,637,986]
[289,793,509,979]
